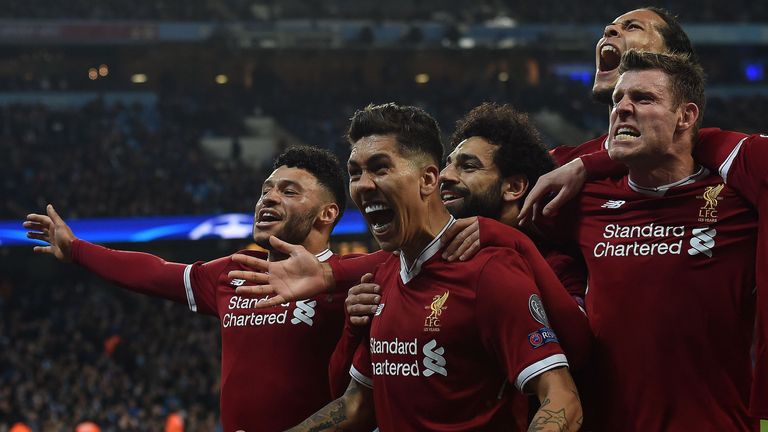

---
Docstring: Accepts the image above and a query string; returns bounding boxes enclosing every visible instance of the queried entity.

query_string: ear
[677,102,699,132]
[420,164,441,198]
[502,174,529,204]
[316,202,340,228]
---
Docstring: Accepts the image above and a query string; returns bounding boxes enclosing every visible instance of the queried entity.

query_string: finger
[231,253,269,272]
[446,228,478,261]
[542,186,573,217]
[25,214,53,226]
[252,295,286,308]
[22,221,46,230]
[268,236,300,255]
[350,316,370,326]
[26,232,50,242]
[228,270,269,284]
[442,218,477,259]
[348,304,379,317]
[47,204,65,225]
[441,217,471,246]
[458,240,480,262]
[360,273,374,284]
[235,284,277,296]
[349,283,379,295]
[33,245,54,254]
[519,182,550,224]
[347,294,381,308]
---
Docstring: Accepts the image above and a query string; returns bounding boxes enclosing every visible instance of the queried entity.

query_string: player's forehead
[263,165,319,190]
[447,137,496,166]
[348,134,405,166]
[611,8,666,30]
[615,69,670,95]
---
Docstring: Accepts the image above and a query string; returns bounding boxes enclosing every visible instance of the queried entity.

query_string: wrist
[321,262,336,292]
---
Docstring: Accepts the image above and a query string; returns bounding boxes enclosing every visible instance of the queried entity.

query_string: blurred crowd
[0,0,765,22]
[0,275,221,431]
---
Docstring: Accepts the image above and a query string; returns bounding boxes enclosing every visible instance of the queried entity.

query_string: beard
[253,206,317,251]
[445,178,504,220]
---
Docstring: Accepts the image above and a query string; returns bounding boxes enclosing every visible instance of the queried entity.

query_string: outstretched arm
[518,159,587,227]
[527,367,582,432]
[287,379,376,431]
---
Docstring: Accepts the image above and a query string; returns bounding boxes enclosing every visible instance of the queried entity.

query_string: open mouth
[599,44,621,72]
[255,209,282,227]
[613,126,641,141]
[440,188,465,205]
[364,202,395,234]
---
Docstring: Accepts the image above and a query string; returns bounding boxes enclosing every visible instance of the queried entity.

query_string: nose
[613,97,633,119]
[260,188,280,206]
[351,171,376,197]
[439,165,459,184]
[603,23,620,39]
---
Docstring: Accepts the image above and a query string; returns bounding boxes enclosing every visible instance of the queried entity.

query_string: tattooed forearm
[288,381,372,432]
[527,408,569,432]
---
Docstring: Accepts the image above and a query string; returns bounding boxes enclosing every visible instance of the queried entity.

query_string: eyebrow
[348,153,393,168]
[262,179,303,190]
[447,152,483,166]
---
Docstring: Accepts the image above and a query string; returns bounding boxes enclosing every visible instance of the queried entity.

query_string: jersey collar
[399,216,456,284]
[315,248,333,262]
[628,166,709,197]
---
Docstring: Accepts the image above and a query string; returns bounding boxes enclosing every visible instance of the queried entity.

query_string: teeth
[601,45,619,56]
[441,192,460,201]
[616,127,640,137]
[365,203,390,214]
[371,222,392,233]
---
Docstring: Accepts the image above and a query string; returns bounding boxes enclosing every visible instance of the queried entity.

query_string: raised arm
[287,379,376,431]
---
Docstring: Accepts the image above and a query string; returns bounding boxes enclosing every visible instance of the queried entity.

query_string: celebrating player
[281,103,582,431]
[23,146,350,432]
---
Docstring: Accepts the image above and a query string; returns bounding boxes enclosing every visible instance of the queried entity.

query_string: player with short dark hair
[267,103,583,431]
[24,146,350,432]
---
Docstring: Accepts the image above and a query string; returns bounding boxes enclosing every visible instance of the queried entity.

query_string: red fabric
[696,129,768,418]
[351,242,566,432]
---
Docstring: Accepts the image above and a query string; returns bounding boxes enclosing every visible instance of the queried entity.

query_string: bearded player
[24,146,349,432]
[277,103,582,431]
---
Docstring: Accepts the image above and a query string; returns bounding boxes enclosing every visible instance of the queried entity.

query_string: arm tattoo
[293,382,362,431]
[528,398,570,432]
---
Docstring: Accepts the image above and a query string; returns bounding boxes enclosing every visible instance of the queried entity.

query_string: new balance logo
[374,303,385,316]
[688,227,716,257]
[291,300,317,326]
[230,279,246,287]
[422,339,447,377]
[601,200,626,209]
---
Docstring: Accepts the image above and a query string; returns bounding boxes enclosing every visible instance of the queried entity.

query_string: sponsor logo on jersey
[528,294,550,326]
[291,300,317,326]
[593,223,685,257]
[528,327,559,348]
[688,226,717,258]
[230,278,246,287]
[424,291,449,332]
[422,339,447,377]
[601,199,626,209]
[368,337,448,378]
[696,184,725,223]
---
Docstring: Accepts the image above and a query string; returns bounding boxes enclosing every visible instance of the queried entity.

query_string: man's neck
[267,234,329,262]
[400,205,452,269]
[627,154,696,189]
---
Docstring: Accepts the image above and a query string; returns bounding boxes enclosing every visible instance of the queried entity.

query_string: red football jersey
[696,130,768,418]
[72,242,346,432]
[547,168,758,431]
[350,219,568,432]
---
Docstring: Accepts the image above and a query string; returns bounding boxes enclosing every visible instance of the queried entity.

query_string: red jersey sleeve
[330,250,391,291]
[580,150,627,181]
[549,134,608,166]
[184,256,230,316]
[477,218,592,369]
[475,249,568,392]
[350,335,373,389]
[328,315,366,397]
[71,239,223,317]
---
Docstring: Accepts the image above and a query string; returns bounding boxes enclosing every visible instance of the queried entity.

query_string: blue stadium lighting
[568,71,593,85]
[0,211,370,246]
[745,64,764,82]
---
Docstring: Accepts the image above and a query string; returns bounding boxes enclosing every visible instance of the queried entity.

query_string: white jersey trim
[349,365,374,389]
[718,137,747,183]
[399,216,456,284]
[628,166,709,197]
[183,264,198,313]
[515,354,569,392]
[316,248,333,263]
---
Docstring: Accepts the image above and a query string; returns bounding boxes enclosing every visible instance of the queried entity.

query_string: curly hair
[346,102,443,166]
[273,146,347,226]
[449,103,555,200]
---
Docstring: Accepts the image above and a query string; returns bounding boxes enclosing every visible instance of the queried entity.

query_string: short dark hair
[643,7,699,64]
[619,49,706,132]
[449,102,555,201]
[273,146,347,226]
[346,103,443,166]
